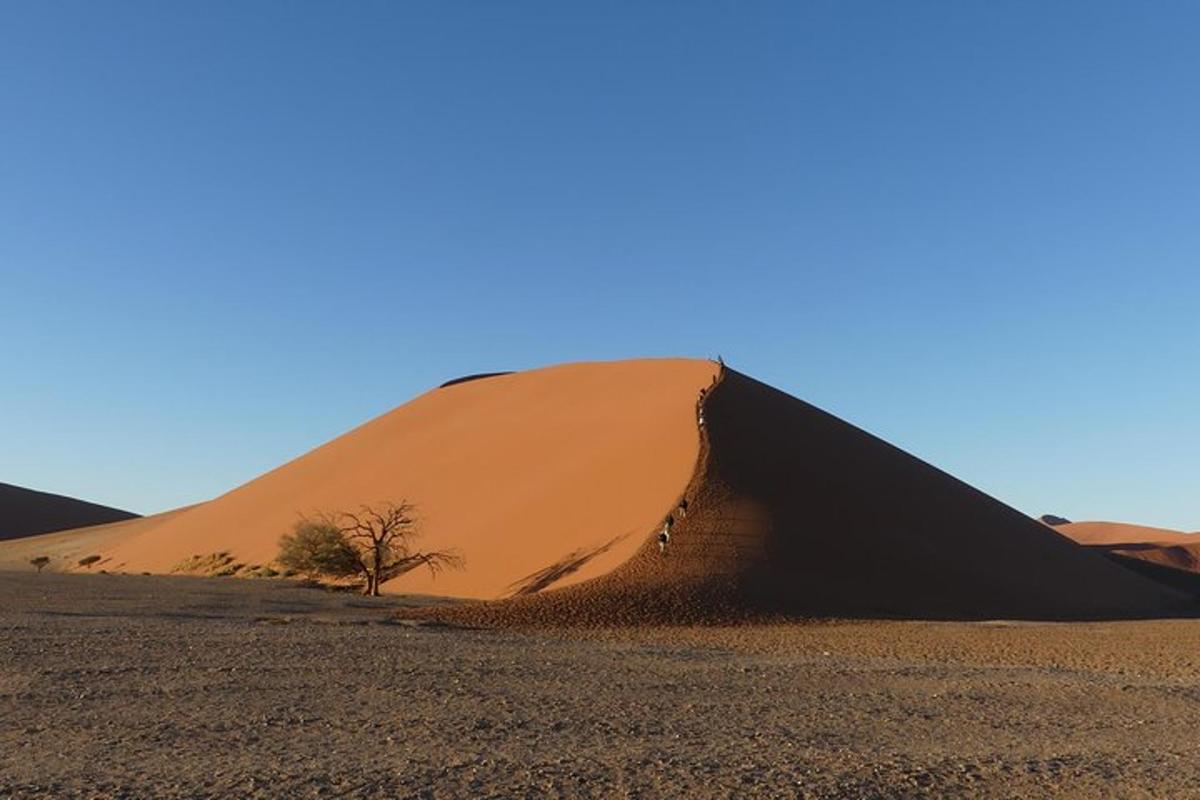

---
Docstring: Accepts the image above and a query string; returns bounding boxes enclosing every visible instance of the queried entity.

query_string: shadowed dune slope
[74,359,718,597]
[1107,544,1200,574]
[433,368,1188,625]
[0,482,138,541]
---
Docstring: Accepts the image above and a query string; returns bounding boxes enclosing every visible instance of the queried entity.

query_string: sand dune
[63,359,716,597]
[1107,543,1200,573]
[0,506,195,572]
[4,358,1189,621]
[1053,521,1200,579]
[1055,520,1197,546]
[436,366,1186,624]
[0,482,138,541]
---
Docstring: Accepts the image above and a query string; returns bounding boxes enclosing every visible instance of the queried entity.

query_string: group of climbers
[658,498,688,554]
[658,357,722,555]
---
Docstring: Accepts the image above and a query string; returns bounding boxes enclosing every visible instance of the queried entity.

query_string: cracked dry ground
[4,574,1200,798]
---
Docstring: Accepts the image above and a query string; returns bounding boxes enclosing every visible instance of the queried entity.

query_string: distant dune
[3,359,1189,622]
[1056,522,1195,546]
[0,482,138,542]
[1055,521,1200,579]
[0,507,193,572]
[1056,521,1197,546]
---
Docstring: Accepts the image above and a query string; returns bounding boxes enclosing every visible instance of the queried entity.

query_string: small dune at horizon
[0,482,139,542]
[1055,521,1200,579]
[1056,521,1199,546]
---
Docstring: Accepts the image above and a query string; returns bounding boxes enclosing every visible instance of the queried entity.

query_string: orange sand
[92,359,717,597]
[1057,521,1198,546]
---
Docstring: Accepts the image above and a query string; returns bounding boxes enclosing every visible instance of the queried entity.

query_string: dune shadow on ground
[507,534,628,597]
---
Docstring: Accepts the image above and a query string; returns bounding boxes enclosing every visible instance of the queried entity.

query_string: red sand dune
[78,359,717,597]
[0,482,138,541]
[1107,543,1200,574]
[1054,521,1200,578]
[4,358,1190,621]
[434,366,1189,624]
[1055,521,1197,547]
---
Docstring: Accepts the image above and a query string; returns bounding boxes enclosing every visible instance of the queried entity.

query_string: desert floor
[3,574,1200,798]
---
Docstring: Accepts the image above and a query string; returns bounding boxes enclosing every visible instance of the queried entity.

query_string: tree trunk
[372,538,384,597]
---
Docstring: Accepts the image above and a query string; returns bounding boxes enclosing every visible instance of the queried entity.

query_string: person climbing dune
[678,498,689,517]
[658,514,674,554]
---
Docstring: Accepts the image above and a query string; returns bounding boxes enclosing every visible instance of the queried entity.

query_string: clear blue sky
[2,2,1198,528]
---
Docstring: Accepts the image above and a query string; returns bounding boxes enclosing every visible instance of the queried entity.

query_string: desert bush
[171,552,237,576]
[278,519,360,580]
[30,556,50,573]
[78,555,102,569]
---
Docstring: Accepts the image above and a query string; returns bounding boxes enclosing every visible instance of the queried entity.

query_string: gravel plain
[3,572,1200,798]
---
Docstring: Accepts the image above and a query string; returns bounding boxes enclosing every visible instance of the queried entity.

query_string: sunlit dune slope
[92,359,718,597]
[0,482,138,541]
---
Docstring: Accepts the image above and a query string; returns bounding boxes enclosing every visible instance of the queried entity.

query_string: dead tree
[335,502,464,596]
